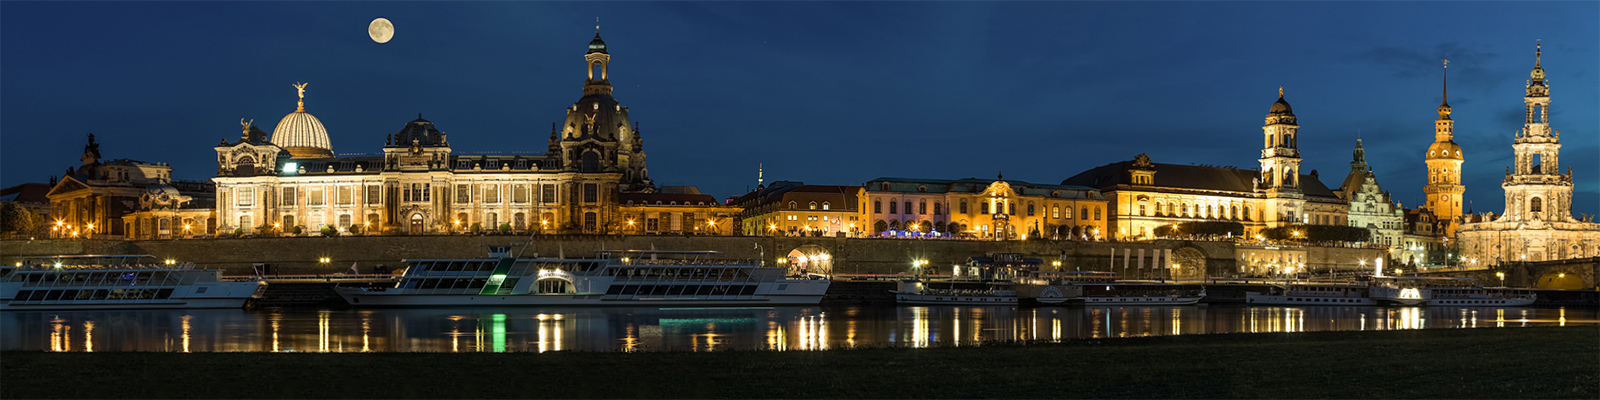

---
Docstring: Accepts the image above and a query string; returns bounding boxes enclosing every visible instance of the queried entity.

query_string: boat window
[667,285,686,295]
[12,290,32,300]
[739,285,758,295]
[650,285,670,295]
[155,288,174,299]
[606,285,626,295]
[43,290,64,301]
[452,278,472,290]
[141,289,159,299]
[91,289,109,300]
[695,285,714,295]
[471,278,488,289]
[75,290,92,300]
[28,290,48,301]
[447,262,465,272]
[622,285,641,295]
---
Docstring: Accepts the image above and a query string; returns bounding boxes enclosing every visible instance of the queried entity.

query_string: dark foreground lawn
[4,327,1597,399]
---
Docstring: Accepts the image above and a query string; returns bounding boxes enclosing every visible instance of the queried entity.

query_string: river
[3,305,1591,352]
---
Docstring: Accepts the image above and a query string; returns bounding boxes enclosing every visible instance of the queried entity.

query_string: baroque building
[1337,139,1403,246]
[860,175,1106,240]
[46,134,215,239]
[1062,92,1348,240]
[1458,44,1600,263]
[210,31,727,236]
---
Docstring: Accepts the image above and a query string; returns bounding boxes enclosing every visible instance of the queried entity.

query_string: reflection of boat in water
[892,281,1021,305]
[1,255,265,311]
[336,248,829,307]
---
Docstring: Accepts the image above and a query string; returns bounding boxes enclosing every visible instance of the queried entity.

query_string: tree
[499,223,511,233]
[1262,224,1371,242]
[0,202,41,235]
[1176,221,1244,237]
[320,225,337,237]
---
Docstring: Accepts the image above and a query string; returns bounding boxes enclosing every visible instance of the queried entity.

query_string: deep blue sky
[3,2,1596,216]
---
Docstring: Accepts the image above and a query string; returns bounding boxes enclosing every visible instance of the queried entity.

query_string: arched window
[822,202,830,210]
[1094,207,1101,220]
[889,202,897,214]
[905,202,913,215]
[933,203,942,215]
[1052,206,1060,219]
[580,151,601,173]
[1027,203,1035,216]
[809,201,817,210]
[486,212,498,228]
[1081,208,1089,220]
[873,201,882,213]
[789,201,798,210]
[1530,197,1543,213]
[959,201,968,214]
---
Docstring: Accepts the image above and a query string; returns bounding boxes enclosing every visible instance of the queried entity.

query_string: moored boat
[335,248,829,307]
[1246,283,1378,306]
[1,255,265,311]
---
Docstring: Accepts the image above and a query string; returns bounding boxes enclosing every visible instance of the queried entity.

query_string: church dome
[587,32,607,54]
[1269,95,1294,115]
[271,83,333,159]
[390,114,445,147]
[1428,141,1464,160]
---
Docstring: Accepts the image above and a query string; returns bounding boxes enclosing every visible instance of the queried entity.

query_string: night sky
[3,2,1595,216]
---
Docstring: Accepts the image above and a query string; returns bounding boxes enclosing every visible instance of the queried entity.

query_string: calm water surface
[3,305,1591,352]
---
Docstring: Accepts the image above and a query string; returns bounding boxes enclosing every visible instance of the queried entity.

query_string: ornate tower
[1258,88,1303,226]
[558,27,651,191]
[1425,61,1465,236]
[1500,43,1574,223]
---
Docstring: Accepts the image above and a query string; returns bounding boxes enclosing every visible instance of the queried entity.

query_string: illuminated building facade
[734,182,864,237]
[860,176,1105,240]
[46,134,215,239]
[1457,45,1600,263]
[208,31,726,236]
[1337,139,1403,247]
[1063,94,1348,241]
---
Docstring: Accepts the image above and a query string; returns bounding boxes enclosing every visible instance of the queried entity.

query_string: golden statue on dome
[292,82,308,112]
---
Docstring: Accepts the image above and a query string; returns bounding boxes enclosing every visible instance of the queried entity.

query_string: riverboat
[1041,271,1206,305]
[1,255,266,311]
[334,248,829,307]
[1370,276,1536,307]
[1245,283,1378,306]
[891,281,1022,305]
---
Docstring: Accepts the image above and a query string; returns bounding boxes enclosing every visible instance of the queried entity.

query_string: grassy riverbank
[5,327,1596,399]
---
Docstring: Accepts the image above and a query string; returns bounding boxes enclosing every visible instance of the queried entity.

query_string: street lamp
[1495,271,1505,287]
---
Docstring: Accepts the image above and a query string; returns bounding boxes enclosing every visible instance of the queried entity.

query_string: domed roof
[273,111,333,158]
[391,114,444,147]
[271,83,333,159]
[1269,95,1293,115]
[587,32,607,54]
[1427,141,1464,160]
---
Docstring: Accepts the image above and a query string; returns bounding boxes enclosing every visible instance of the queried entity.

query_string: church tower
[1258,88,1303,227]
[1425,61,1465,236]
[1500,43,1574,223]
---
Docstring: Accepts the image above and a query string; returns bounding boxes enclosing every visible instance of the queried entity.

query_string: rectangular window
[281,187,296,206]
[919,202,927,214]
[542,184,556,203]
[338,186,352,205]
[1052,206,1060,219]
[905,202,912,216]
[646,218,659,231]
[583,183,598,203]
[485,184,500,203]
[513,185,530,203]
[889,202,897,214]
[309,188,324,206]
[456,184,470,203]
[237,188,254,207]
[423,183,431,202]
[367,185,381,205]
[960,201,968,214]
[873,201,881,214]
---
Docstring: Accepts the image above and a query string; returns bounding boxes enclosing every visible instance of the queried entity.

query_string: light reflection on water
[2,305,1592,353]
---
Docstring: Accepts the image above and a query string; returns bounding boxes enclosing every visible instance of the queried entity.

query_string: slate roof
[864,177,1103,200]
[1060,161,1340,199]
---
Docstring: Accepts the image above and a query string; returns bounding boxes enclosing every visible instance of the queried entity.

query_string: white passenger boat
[1043,271,1206,305]
[892,281,1021,305]
[335,248,829,307]
[1370,276,1536,307]
[1,255,266,311]
[1246,283,1378,306]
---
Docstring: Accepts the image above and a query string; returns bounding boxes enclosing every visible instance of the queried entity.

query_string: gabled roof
[0,183,51,204]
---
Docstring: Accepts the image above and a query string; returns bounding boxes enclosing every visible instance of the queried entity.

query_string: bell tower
[1499,43,1573,223]
[1425,60,1465,236]
[1259,88,1304,227]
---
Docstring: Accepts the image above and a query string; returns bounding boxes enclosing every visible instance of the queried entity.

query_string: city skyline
[2,2,1596,216]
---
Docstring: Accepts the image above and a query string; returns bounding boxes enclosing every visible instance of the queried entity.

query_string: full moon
[368,18,394,43]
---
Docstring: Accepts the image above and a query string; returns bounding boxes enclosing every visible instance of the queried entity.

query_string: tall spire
[1437,60,1452,119]
[1530,41,1546,83]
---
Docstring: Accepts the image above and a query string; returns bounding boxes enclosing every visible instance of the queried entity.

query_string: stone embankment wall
[3,236,1382,277]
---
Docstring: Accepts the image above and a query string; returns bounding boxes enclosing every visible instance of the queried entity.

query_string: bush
[1175,221,1244,237]
[470,223,482,233]
[320,225,337,237]
[499,223,511,232]
[291,225,305,235]
[348,224,363,235]
[1153,225,1175,237]
[1262,224,1371,242]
